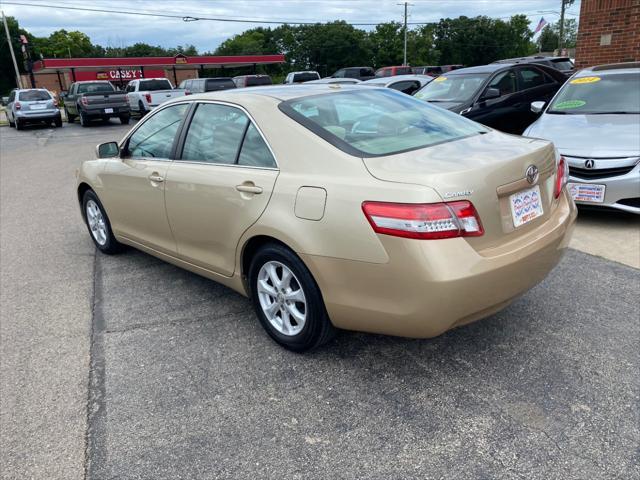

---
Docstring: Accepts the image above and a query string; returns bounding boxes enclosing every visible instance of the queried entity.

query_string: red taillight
[145,93,152,104]
[81,97,89,106]
[14,102,21,110]
[362,200,484,240]
[554,156,568,199]
[185,90,191,95]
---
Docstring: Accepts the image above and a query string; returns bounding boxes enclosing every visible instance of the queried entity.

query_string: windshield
[279,89,487,157]
[293,73,320,82]
[139,79,172,91]
[77,83,115,94]
[205,79,236,91]
[551,59,574,71]
[414,74,488,102]
[18,90,51,101]
[547,73,640,114]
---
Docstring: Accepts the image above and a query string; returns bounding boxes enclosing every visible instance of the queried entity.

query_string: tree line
[1,14,576,93]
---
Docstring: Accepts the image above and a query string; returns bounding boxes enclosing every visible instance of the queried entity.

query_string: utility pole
[2,10,22,89]
[558,0,575,54]
[398,2,412,66]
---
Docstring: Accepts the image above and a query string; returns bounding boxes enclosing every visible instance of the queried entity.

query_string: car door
[466,69,519,132]
[164,101,279,276]
[7,91,15,122]
[98,102,190,254]
[516,66,558,132]
[66,84,78,115]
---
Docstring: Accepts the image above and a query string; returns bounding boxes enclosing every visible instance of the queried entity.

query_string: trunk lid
[362,131,558,250]
[84,92,127,108]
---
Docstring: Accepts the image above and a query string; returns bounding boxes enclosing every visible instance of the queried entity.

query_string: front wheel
[82,190,123,254]
[248,244,335,352]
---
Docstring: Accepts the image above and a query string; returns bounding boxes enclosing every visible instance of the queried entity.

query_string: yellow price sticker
[434,76,448,82]
[570,76,601,84]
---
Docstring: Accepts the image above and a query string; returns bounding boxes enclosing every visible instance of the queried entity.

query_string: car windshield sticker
[570,76,601,85]
[434,76,447,82]
[554,100,586,110]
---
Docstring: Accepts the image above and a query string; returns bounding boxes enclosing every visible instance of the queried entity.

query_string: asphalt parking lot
[1,122,639,480]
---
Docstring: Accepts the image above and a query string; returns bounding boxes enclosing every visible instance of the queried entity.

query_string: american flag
[534,17,548,34]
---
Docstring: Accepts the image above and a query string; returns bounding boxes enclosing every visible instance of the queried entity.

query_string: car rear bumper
[85,106,130,117]
[301,190,576,338]
[15,110,61,122]
[568,163,640,214]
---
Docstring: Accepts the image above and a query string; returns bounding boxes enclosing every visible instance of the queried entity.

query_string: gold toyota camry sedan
[77,85,576,351]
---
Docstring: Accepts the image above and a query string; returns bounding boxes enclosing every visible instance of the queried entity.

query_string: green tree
[537,25,558,52]
[33,29,96,58]
[0,16,32,94]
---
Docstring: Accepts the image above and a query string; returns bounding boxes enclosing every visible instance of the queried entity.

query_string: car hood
[525,113,640,157]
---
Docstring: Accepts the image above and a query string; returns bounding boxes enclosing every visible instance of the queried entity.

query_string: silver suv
[6,88,62,130]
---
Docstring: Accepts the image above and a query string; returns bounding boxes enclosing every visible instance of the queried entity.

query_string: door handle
[236,183,263,194]
[148,173,164,183]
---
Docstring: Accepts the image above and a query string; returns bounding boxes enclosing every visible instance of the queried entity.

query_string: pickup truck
[63,81,130,127]
[125,78,186,116]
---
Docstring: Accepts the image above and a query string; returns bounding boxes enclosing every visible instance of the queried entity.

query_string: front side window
[414,74,489,103]
[518,67,545,90]
[181,103,249,164]
[280,89,487,157]
[486,70,516,96]
[333,69,345,78]
[128,103,189,158]
[547,72,640,114]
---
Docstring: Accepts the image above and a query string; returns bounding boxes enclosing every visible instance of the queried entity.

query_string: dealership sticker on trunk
[510,185,544,228]
[568,183,605,203]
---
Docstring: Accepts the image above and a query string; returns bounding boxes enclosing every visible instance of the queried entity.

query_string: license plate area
[568,183,605,203]
[509,185,544,228]
[104,108,114,114]
[31,104,46,110]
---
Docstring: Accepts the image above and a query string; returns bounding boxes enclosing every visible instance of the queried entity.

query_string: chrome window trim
[175,99,280,170]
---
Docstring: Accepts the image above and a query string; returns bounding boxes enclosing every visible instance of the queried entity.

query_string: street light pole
[398,2,412,66]
[2,10,22,89]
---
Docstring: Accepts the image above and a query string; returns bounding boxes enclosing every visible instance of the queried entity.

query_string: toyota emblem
[584,159,595,169]
[525,165,539,185]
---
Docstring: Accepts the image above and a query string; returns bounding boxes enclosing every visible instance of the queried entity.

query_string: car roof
[363,74,432,84]
[75,80,112,83]
[444,64,512,75]
[578,62,640,76]
[181,84,366,103]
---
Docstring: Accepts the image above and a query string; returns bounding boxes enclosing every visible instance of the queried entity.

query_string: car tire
[8,119,15,128]
[79,111,89,127]
[119,114,130,125]
[65,108,76,123]
[54,117,63,128]
[15,119,22,130]
[138,101,147,116]
[248,243,336,352]
[82,190,123,254]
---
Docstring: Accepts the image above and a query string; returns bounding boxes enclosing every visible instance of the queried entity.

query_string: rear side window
[181,103,249,164]
[128,103,189,159]
[246,76,272,86]
[360,68,374,77]
[396,67,413,75]
[139,79,172,91]
[18,90,51,101]
[292,72,320,83]
[518,67,546,90]
[237,124,276,168]
[280,89,486,157]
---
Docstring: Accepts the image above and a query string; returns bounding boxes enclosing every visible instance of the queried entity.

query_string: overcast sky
[2,0,581,52]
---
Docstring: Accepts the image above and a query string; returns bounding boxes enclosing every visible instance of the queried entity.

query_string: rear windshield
[139,79,172,91]
[246,76,272,86]
[279,89,487,157]
[414,74,488,103]
[18,90,51,101]
[77,83,115,94]
[205,79,236,91]
[551,59,574,71]
[547,72,640,114]
[293,72,320,83]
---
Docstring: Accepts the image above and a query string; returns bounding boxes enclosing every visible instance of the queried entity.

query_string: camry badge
[525,165,539,185]
[584,159,595,169]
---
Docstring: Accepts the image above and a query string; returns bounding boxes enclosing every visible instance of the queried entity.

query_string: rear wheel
[54,117,63,128]
[82,190,123,254]
[79,111,89,127]
[65,108,76,123]
[248,243,335,352]
[138,101,147,116]
[119,114,130,125]
[8,118,15,128]
[15,119,23,130]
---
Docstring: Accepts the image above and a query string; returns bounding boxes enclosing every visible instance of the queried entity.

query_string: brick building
[575,0,640,68]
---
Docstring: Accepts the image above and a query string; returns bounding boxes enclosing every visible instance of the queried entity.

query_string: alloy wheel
[86,199,107,246]
[257,261,307,336]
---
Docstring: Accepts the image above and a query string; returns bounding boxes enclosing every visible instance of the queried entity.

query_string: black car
[330,67,376,81]
[414,63,567,134]
[179,77,236,93]
[493,56,575,78]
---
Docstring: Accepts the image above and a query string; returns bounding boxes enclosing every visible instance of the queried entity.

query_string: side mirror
[482,87,500,100]
[96,141,120,159]
[531,101,546,114]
